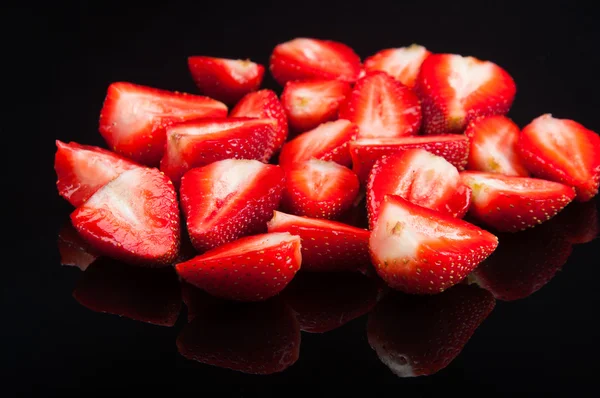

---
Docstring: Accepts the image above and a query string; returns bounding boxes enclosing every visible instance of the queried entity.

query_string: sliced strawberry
[175,232,302,301]
[278,119,358,170]
[465,115,529,176]
[363,44,431,88]
[460,171,576,232]
[98,82,228,166]
[71,167,180,266]
[267,211,371,272]
[518,114,600,202]
[415,53,516,135]
[57,221,98,271]
[187,56,265,104]
[369,195,498,294]
[338,71,421,139]
[281,79,351,134]
[179,159,285,252]
[550,200,599,244]
[282,159,359,220]
[54,140,141,207]
[269,37,361,85]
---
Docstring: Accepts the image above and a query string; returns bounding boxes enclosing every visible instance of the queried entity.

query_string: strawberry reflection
[550,199,599,244]
[57,222,98,271]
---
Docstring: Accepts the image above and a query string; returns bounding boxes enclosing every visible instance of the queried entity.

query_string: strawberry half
[338,71,421,139]
[57,221,98,271]
[98,82,228,166]
[269,37,361,86]
[415,53,516,135]
[267,211,371,273]
[71,167,180,266]
[460,171,576,232]
[175,232,302,302]
[187,56,265,104]
[518,114,600,202]
[363,44,431,88]
[179,159,285,252]
[369,195,498,294]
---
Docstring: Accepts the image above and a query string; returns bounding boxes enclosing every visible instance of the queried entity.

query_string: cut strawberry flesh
[364,44,431,88]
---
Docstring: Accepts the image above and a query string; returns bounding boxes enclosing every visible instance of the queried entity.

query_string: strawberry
[518,114,600,202]
[267,211,371,273]
[179,159,285,252]
[187,56,264,104]
[363,44,431,88]
[175,232,302,301]
[338,71,421,139]
[367,149,471,229]
[460,171,576,232]
[269,37,361,86]
[367,284,495,377]
[415,53,516,135]
[71,167,180,266]
[54,140,141,207]
[281,79,351,134]
[98,82,228,166]
[465,115,529,177]
[57,221,98,271]
[550,200,599,244]
[281,159,359,220]
[369,195,498,294]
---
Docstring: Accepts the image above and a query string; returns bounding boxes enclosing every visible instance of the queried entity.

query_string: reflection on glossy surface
[57,222,98,271]
[551,200,599,244]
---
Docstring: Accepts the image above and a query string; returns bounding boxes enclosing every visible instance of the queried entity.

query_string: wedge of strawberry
[363,44,431,88]
[187,56,264,104]
[54,140,141,207]
[338,71,421,139]
[281,79,351,134]
[269,37,361,86]
[175,232,302,301]
[550,200,599,244]
[57,221,98,271]
[98,82,228,166]
[460,171,576,232]
[518,114,600,202]
[415,53,516,135]
[71,167,180,266]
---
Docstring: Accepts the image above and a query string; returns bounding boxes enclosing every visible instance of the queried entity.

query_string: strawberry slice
[175,232,302,301]
[363,44,431,88]
[267,211,371,273]
[269,37,361,85]
[367,149,471,229]
[415,53,516,135]
[187,56,265,104]
[98,82,228,166]
[551,200,599,244]
[338,71,421,139]
[57,221,98,271]
[282,159,359,220]
[518,114,600,202]
[369,195,498,294]
[460,171,576,232]
[54,140,141,207]
[465,115,529,177]
[278,119,358,170]
[71,167,180,266]
[349,135,470,184]
[281,79,351,134]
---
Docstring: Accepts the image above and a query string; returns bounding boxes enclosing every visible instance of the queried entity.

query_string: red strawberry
[338,71,421,139]
[415,53,516,135]
[175,232,302,302]
[367,149,471,229]
[267,210,371,273]
[460,171,576,232]
[57,221,98,271]
[54,140,140,207]
[518,114,600,202]
[550,200,599,244]
[369,195,498,294]
[71,167,180,266]
[363,44,431,88]
[465,115,529,176]
[187,56,264,104]
[281,79,351,134]
[282,159,359,220]
[179,159,285,252]
[98,82,228,166]
[269,37,361,85]
[367,284,495,377]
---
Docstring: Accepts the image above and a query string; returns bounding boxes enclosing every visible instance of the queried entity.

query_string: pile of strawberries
[55,37,600,301]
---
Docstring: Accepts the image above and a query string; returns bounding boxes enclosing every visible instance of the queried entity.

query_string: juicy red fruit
[363,44,431,88]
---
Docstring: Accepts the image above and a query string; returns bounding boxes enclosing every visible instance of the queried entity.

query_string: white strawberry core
[475,123,519,174]
[303,159,344,200]
[72,149,121,191]
[223,59,258,83]
[381,45,428,80]
[374,347,416,378]
[212,159,264,199]
[448,55,493,115]
[461,172,557,206]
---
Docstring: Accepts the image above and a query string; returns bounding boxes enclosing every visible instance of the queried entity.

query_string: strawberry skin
[57,221,98,271]
[175,232,302,302]
[98,82,228,166]
[518,114,600,202]
[363,44,431,88]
